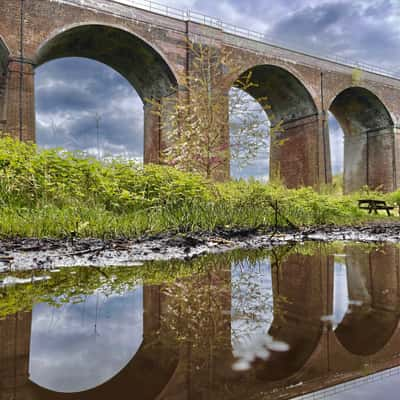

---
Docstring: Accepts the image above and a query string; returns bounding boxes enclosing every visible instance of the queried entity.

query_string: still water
[1,242,400,399]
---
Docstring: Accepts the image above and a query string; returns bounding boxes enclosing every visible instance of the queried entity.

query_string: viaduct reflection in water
[1,244,400,399]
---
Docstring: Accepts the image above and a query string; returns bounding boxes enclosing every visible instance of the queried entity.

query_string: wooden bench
[358,199,395,216]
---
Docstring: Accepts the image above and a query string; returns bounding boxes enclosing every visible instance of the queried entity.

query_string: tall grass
[0,137,390,238]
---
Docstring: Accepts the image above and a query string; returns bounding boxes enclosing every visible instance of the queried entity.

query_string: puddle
[1,241,400,399]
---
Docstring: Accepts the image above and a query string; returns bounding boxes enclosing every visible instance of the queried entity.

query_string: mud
[1,222,400,272]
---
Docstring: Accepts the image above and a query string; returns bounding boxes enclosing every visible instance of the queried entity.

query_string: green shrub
[0,137,393,238]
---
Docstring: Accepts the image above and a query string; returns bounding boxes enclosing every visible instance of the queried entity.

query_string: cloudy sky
[35,0,400,180]
[30,288,143,392]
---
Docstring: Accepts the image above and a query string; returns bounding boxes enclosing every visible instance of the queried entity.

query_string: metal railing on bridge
[54,0,400,80]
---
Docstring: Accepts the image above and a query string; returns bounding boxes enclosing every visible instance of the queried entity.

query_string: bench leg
[387,209,391,216]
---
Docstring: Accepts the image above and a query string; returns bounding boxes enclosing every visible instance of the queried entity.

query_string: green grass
[0,136,394,239]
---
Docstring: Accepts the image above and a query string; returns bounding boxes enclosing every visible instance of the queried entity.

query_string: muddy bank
[1,223,400,272]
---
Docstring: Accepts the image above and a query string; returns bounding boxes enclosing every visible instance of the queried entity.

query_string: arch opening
[329,87,395,193]
[231,257,274,351]
[230,65,318,187]
[229,88,270,181]
[328,112,345,192]
[332,257,349,330]
[34,24,178,162]
[36,24,177,101]
[35,57,144,160]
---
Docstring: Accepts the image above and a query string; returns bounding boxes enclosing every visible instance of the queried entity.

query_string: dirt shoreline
[1,222,400,272]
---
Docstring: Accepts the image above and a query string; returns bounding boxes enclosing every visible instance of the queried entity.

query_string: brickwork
[0,312,32,400]
[367,129,396,191]
[1,0,400,189]
[143,102,161,164]
[270,115,324,188]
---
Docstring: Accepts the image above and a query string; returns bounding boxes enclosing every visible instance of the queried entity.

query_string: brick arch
[24,341,179,400]
[328,86,394,135]
[227,62,323,187]
[226,61,319,122]
[34,22,179,100]
[326,83,397,126]
[327,86,396,192]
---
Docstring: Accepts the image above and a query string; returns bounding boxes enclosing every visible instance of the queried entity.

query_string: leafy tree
[148,40,281,180]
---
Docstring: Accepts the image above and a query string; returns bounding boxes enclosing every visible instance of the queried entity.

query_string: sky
[35,0,400,180]
[30,288,143,392]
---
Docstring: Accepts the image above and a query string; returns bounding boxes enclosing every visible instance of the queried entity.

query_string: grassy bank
[0,137,394,239]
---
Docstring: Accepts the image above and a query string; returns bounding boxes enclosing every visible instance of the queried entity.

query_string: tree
[147,40,281,180]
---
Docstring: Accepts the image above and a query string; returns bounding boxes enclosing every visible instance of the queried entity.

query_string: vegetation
[0,257,209,317]
[0,242,346,318]
[147,40,281,179]
[0,137,393,239]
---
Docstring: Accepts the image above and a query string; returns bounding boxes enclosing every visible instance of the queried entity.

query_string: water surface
[1,242,400,399]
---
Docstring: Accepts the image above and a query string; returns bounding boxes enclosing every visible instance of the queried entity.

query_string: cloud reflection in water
[29,287,143,393]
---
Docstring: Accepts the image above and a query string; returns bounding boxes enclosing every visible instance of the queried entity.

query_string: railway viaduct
[1,0,400,192]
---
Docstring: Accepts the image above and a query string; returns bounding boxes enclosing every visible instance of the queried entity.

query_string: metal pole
[19,0,25,141]
[95,113,101,159]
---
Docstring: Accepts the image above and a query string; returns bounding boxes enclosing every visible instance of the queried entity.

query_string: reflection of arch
[335,245,400,356]
[25,342,178,400]
[329,87,395,192]
[22,286,180,400]
[256,253,326,381]
[35,23,178,101]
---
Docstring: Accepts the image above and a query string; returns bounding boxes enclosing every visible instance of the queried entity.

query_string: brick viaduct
[1,0,400,192]
[2,244,400,399]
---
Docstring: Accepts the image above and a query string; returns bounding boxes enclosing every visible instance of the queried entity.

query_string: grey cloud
[270,0,400,69]
[36,58,143,157]
[30,289,143,393]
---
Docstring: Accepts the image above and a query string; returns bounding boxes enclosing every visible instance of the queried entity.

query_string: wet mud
[1,222,400,272]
